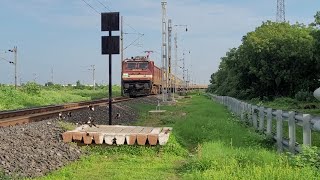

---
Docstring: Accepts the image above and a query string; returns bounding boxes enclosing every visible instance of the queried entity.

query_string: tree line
[208,12,320,101]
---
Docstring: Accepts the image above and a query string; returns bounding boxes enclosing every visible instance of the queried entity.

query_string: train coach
[121,56,183,97]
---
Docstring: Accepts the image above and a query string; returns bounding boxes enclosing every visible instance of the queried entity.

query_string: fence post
[232,99,234,112]
[266,108,272,136]
[252,106,258,129]
[276,110,283,152]
[240,102,245,121]
[303,114,312,146]
[258,107,265,132]
[288,111,296,153]
[235,100,238,116]
[236,101,239,116]
[248,104,252,124]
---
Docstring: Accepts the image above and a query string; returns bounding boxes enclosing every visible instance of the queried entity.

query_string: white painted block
[104,134,115,145]
[115,134,126,145]
[158,127,172,145]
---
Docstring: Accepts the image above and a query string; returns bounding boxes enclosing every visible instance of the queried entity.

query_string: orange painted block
[147,134,158,145]
[83,133,93,144]
[93,133,104,144]
[137,134,147,145]
[62,132,73,143]
[72,132,85,141]
[147,128,161,146]
[127,134,137,145]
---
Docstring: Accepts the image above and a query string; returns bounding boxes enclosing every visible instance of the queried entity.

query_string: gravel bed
[0,119,82,178]
[62,96,160,125]
[0,96,159,178]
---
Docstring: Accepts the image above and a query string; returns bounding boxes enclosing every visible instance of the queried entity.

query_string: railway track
[0,97,131,127]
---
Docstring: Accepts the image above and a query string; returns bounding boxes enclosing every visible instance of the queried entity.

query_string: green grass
[58,121,77,131]
[0,85,120,111]
[34,136,187,180]
[30,94,320,180]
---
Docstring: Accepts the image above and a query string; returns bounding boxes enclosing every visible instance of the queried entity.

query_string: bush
[295,90,316,102]
[22,82,41,95]
[289,146,320,169]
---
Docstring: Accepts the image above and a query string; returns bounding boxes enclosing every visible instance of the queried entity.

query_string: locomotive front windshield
[127,62,136,70]
[138,62,148,70]
[126,62,149,70]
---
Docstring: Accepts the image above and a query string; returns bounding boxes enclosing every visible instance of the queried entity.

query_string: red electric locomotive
[122,56,161,97]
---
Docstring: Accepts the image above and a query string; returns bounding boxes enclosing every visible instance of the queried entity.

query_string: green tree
[210,20,320,100]
[310,11,320,27]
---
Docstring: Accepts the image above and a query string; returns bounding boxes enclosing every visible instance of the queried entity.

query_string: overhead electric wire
[123,34,144,50]
[0,57,13,63]
[94,0,140,34]
[81,0,145,51]
[95,0,112,12]
[81,0,99,14]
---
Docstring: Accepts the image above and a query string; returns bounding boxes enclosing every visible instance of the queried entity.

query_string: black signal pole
[101,12,120,125]
[108,30,112,125]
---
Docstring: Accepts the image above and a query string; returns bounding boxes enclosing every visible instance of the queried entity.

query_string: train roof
[124,56,152,62]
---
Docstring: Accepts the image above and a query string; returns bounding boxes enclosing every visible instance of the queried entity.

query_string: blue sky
[0,0,319,85]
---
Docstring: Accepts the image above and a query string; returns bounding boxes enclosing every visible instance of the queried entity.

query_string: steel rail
[0,97,131,127]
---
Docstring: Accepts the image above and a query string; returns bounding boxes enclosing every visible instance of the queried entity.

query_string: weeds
[288,146,320,169]
[57,121,76,131]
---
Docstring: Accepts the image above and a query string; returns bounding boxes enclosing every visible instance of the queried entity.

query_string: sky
[0,0,319,86]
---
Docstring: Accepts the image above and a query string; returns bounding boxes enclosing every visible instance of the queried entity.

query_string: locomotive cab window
[127,62,137,70]
[138,62,148,70]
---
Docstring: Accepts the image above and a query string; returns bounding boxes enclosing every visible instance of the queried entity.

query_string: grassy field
[32,94,320,180]
[0,84,120,111]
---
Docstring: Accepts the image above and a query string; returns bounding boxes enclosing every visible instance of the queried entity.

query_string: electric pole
[167,19,172,101]
[172,24,188,96]
[174,32,178,97]
[33,73,37,83]
[277,0,285,22]
[182,52,186,95]
[8,46,17,89]
[89,65,96,90]
[161,0,167,102]
[186,69,189,93]
[51,67,54,83]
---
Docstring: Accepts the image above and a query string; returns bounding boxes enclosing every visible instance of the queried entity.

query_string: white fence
[208,94,320,153]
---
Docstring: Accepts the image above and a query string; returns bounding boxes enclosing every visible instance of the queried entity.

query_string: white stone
[314,87,320,101]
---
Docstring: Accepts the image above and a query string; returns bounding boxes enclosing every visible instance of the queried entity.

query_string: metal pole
[174,32,177,99]
[187,69,189,93]
[161,1,167,102]
[51,67,54,83]
[167,19,172,101]
[108,31,112,125]
[14,46,17,89]
[183,52,185,95]
[92,65,95,90]
[120,16,124,96]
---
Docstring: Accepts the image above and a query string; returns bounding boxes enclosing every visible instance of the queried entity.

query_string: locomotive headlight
[123,73,129,77]
[144,83,149,88]
[124,83,129,88]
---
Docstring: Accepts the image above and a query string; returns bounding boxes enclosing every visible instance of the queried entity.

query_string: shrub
[295,90,316,102]
[289,146,320,169]
[22,82,41,95]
